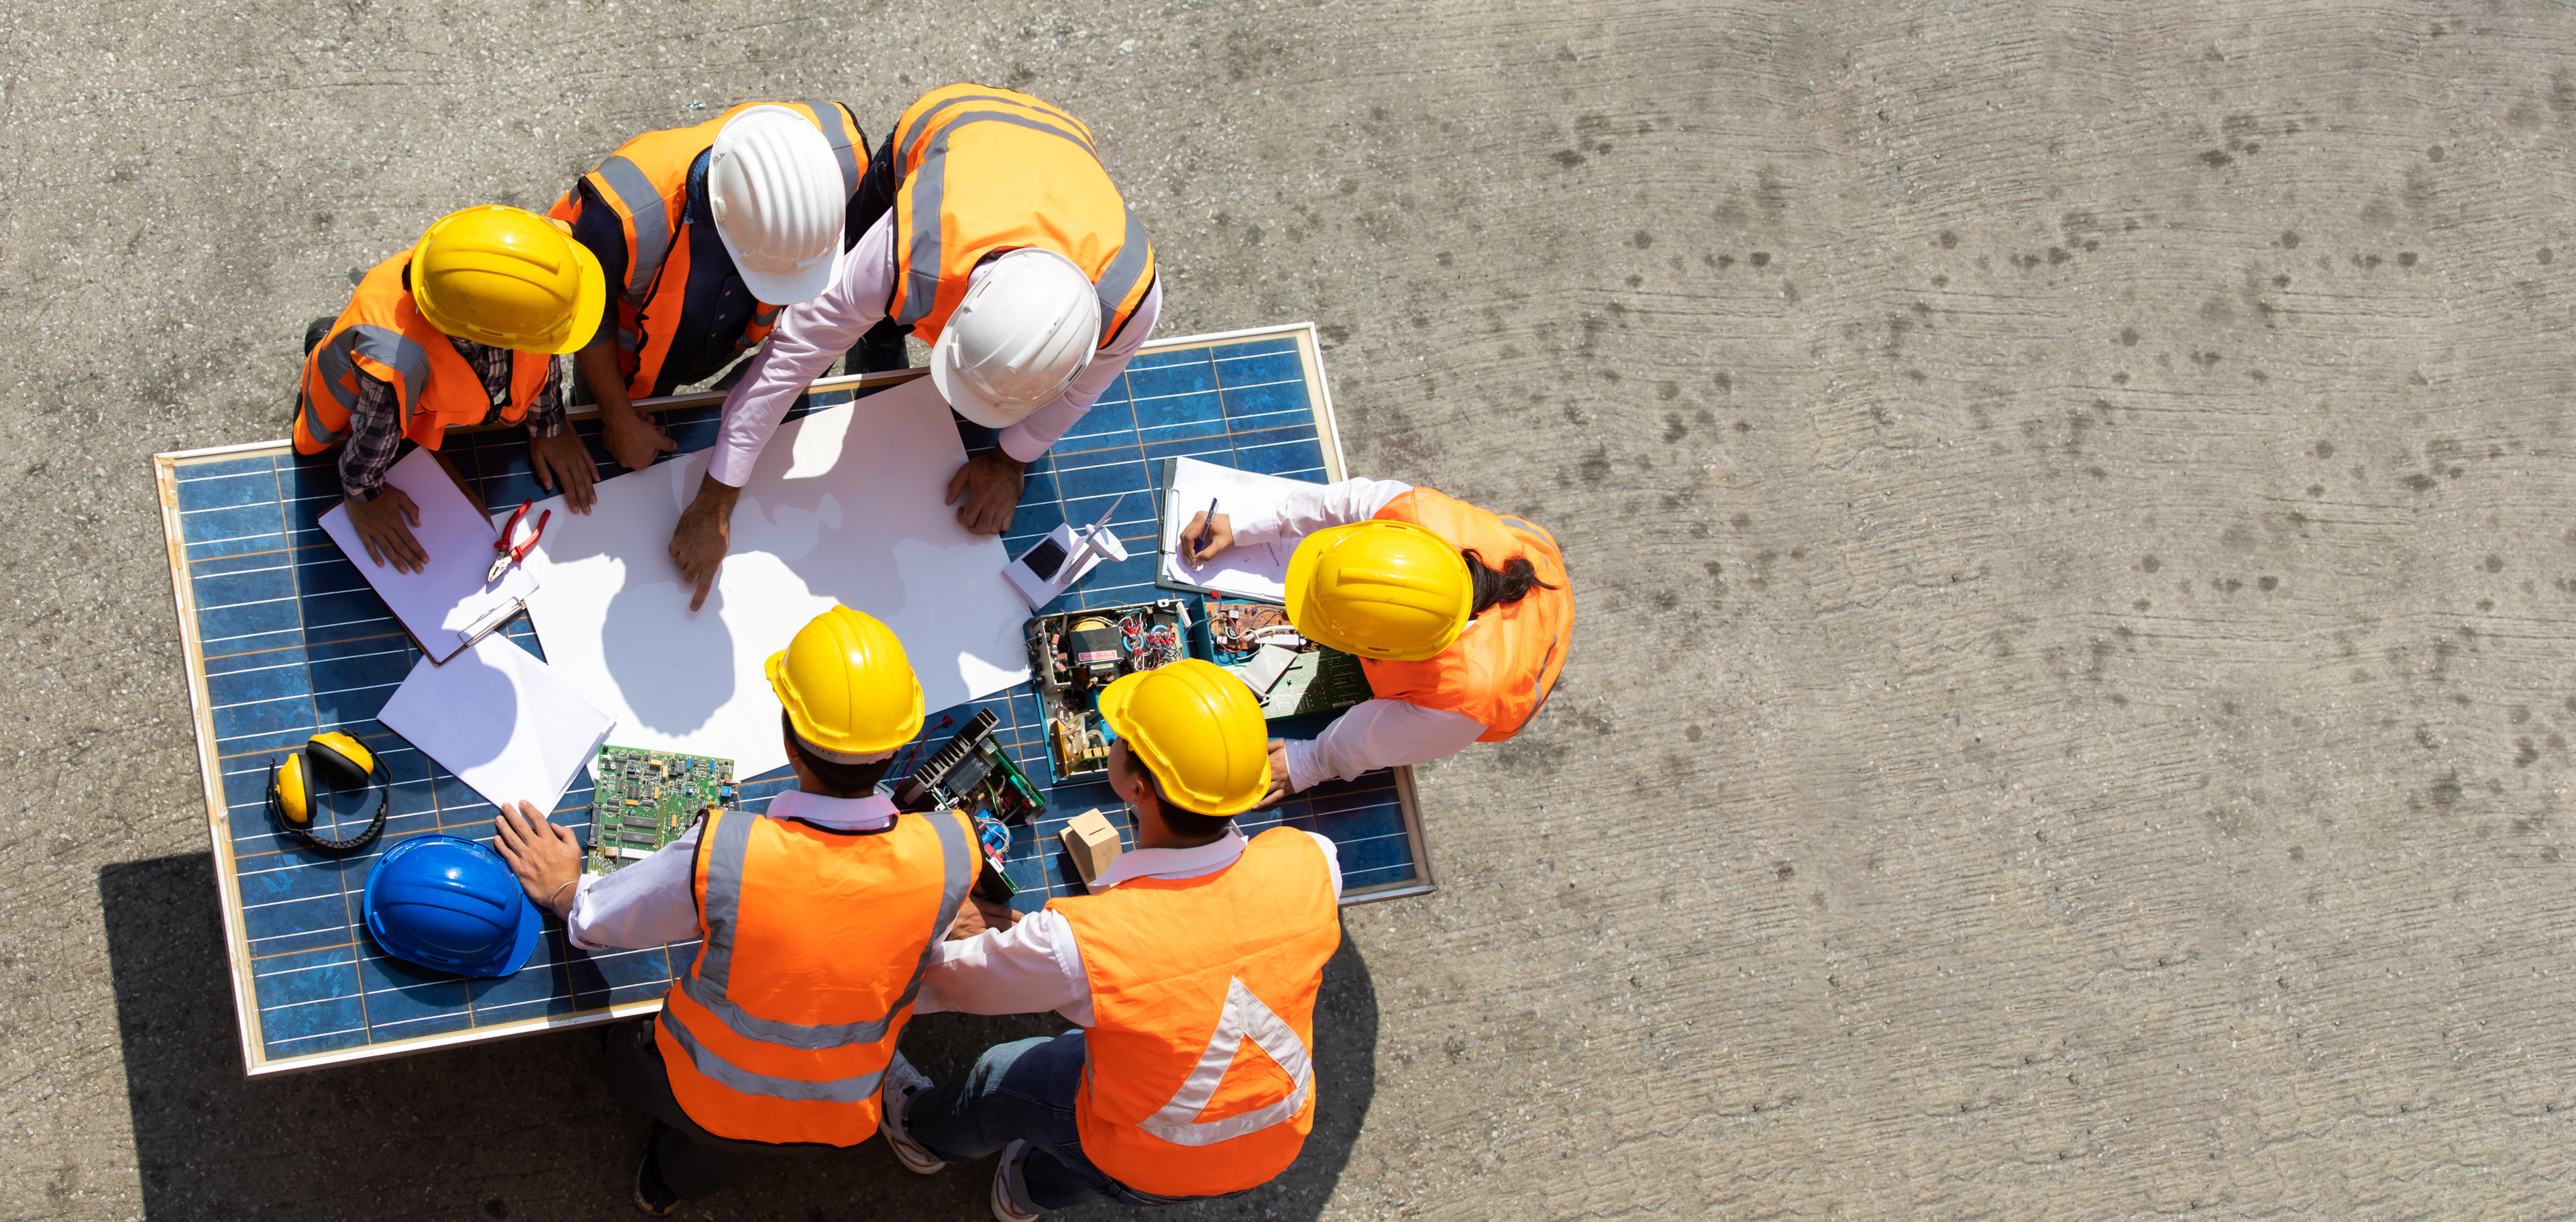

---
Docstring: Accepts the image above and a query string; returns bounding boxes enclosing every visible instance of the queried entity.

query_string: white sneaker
[877,1052,945,1175]
[990,1139,1042,1221]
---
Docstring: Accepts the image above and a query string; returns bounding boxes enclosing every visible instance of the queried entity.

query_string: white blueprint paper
[376,634,615,812]
[507,377,1031,780]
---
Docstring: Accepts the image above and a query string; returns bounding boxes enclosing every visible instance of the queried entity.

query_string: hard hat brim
[929,325,1036,429]
[546,237,610,355]
[724,232,841,308]
[360,835,543,979]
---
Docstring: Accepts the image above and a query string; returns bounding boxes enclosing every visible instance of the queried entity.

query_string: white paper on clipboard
[1158,456,1322,603]
[318,448,537,664]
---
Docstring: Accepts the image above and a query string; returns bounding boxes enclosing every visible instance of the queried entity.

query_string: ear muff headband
[267,733,389,854]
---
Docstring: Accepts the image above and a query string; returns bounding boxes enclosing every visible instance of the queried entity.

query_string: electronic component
[890,708,1046,825]
[587,746,737,874]
[1209,598,1373,718]
[1026,599,1197,780]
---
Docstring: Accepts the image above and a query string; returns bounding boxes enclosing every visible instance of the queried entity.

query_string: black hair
[1126,754,1236,842]
[1463,549,1560,617]
[782,711,896,798]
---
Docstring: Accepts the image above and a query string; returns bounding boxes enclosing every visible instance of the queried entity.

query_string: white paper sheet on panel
[505,377,1031,780]
[376,634,616,813]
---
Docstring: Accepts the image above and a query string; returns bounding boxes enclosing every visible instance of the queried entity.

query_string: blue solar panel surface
[164,329,1426,1070]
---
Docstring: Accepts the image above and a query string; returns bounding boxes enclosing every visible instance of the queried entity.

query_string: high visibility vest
[1049,829,1340,1197]
[655,806,975,1145]
[1360,489,1575,741]
[293,255,554,455]
[547,100,867,399]
[883,84,1155,349]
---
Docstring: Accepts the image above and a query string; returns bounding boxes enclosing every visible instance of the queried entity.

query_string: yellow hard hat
[1283,520,1472,662]
[765,606,925,762]
[409,205,606,354]
[1095,660,1270,817]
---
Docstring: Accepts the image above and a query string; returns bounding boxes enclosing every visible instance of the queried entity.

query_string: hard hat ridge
[708,104,846,305]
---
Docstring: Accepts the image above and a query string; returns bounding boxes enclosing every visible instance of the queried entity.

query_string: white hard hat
[930,248,1102,429]
[707,105,846,304]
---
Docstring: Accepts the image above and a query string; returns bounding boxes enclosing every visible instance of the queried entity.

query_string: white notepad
[318,448,538,664]
[1159,457,1324,603]
[376,633,616,813]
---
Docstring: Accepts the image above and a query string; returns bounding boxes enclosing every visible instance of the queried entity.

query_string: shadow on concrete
[102,854,1379,1221]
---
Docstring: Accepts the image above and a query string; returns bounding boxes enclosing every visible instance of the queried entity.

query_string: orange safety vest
[1049,829,1341,1197]
[546,100,867,400]
[293,254,554,455]
[655,805,975,1145]
[883,84,1155,349]
[1362,489,1575,741]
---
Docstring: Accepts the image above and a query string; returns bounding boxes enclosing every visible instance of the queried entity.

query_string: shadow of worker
[890,915,1381,1222]
[99,854,631,1220]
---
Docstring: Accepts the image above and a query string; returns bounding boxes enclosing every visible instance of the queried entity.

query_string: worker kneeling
[884,660,1344,1219]
[492,607,980,1215]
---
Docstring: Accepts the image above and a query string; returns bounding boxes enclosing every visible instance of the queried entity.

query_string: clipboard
[317,447,538,664]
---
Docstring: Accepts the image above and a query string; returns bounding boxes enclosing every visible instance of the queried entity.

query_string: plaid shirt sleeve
[523,355,566,438]
[337,372,405,504]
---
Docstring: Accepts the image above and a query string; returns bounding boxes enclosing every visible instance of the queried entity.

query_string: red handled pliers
[487,500,550,582]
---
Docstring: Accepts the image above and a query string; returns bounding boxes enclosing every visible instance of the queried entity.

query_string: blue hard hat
[362,835,541,978]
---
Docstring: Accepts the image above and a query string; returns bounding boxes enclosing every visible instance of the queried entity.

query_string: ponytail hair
[1463,549,1558,617]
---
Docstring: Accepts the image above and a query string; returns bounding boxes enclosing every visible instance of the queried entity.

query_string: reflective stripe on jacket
[546,100,866,399]
[1049,828,1340,1197]
[883,83,1154,349]
[293,254,551,454]
[655,805,975,1145]
[1360,489,1575,741]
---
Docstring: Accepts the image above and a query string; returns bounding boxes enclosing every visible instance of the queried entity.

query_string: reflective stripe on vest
[1358,489,1576,742]
[1134,978,1315,1147]
[1051,828,1340,1197]
[653,807,975,1143]
[294,254,549,456]
[550,101,866,399]
[884,84,1154,348]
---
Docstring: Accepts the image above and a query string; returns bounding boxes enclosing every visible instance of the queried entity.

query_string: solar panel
[153,324,1431,1075]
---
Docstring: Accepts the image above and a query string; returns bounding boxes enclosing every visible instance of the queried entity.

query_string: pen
[1194,497,1219,559]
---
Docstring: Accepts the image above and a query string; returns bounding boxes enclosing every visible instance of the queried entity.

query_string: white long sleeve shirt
[561,789,898,952]
[914,827,1342,1025]
[708,211,1165,485]
[1228,478,1491,793]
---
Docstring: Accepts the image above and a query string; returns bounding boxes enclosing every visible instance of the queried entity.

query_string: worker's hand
[345,487,428,574]
[1257,738,1294,807]
[944,450,1026,536]
[671,475,740,611]
[527,429,599,514]
[493,800,584,919]
[1179,511,1235,566]
[947,894,1020,941]
[600,407,678,473]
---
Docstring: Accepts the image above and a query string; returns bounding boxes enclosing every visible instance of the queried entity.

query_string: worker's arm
[561,188,680,473]
[1269,700,1489,800]
[1181,477,1415,566]
[336,372,429,573]
[704,215,893,487]
[520,356,598,513]
[914,907,1097,1025]
[492,801,702,951]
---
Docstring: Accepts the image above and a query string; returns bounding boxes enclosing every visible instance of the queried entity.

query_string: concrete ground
[5,0,2574,1217]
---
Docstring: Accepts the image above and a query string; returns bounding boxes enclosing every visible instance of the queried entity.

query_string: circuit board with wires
[587,746,737,874]
[1209,599,1373,717]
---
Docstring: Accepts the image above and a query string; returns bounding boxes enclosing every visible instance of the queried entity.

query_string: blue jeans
[905,1032,1208,1211]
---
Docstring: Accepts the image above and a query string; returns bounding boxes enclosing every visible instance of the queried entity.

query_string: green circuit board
[586,746,737,874]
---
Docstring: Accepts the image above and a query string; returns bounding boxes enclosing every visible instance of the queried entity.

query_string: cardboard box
[1060,809,1125,884]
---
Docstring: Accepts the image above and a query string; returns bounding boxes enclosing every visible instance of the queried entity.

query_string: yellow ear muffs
[268,731,390,854]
